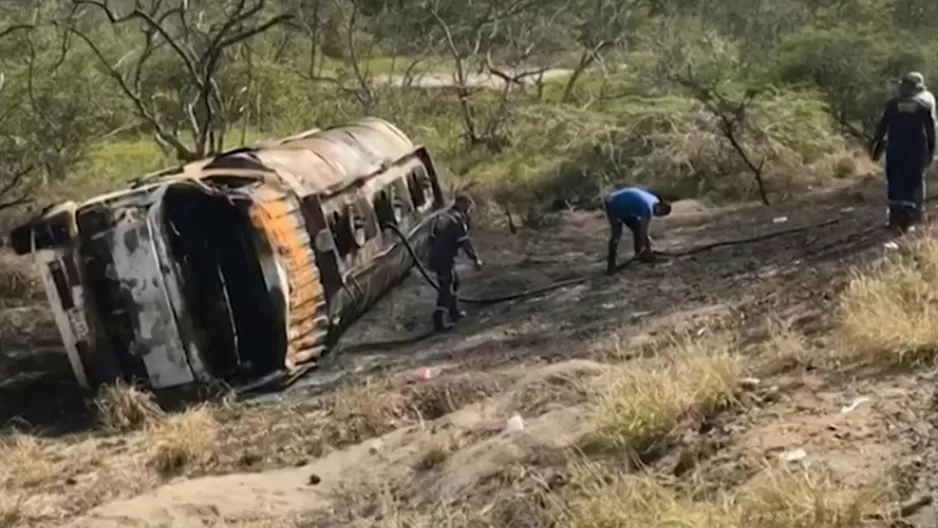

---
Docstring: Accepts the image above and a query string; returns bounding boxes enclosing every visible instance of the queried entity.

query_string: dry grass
[735,468,892,528]
[5,370,507,524]
[337,454,893,528]
[413,432,463,472]
[507,359,608,415]
[0,493,26,528]
[585,337,742,451]
[0,251,41,301]
[94,381,165,432]
[832,154,859,179]
[214,372,507,471]
[0,305,56,344]
[322,334,755,527]
[559,460,893,528]
[0,427,151,526]
[324,378,412,443]
[0,250,54,344]
[146,405,220,476]
[755,318,813,373]
[0,385,221,525]
[838,237,938,364]
[0,310,899,528]
[0,431,61,489]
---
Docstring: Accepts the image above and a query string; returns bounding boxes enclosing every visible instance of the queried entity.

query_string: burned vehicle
[9,117,445,392]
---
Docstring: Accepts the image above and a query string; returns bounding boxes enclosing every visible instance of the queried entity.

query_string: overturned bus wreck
[8,117,445,392]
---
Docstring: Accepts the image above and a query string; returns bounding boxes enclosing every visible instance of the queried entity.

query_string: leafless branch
[430,5,480,148]
[674,69,770,205]
[0,166,36,211]
[64,21,195,159]
[67,0,291,160]
[0,197,34,212]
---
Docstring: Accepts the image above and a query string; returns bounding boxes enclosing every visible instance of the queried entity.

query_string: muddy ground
[4,180,938,527]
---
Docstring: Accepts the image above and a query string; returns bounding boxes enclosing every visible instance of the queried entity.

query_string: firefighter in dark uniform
[428,194,482,331]
[871,71,936,233]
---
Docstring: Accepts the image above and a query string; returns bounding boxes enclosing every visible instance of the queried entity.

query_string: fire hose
[333,215,863,354]
[388,217,851,302]
[240,194,933,396]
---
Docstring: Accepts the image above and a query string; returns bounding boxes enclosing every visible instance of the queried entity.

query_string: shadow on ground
[0,344,94,436]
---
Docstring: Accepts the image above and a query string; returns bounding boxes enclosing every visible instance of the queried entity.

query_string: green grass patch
[37,70,850,214]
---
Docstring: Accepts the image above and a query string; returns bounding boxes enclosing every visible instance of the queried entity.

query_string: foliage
[0,0,933,214]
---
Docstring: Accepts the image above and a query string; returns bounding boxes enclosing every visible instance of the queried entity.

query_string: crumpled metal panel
[34,249,92,389]
[256,117,416,196]
[62,118,415,226]
[78,118,416,213]
[107,208,195,388]
[247,187,328,371]
[251,148,344,197]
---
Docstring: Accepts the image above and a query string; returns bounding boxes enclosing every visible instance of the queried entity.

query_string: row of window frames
[327,171,432,257]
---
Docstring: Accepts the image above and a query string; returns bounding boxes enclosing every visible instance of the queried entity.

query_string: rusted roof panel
[253,149,339,194]
[274,127,322,143]
[259,117,417,195]
[77,118,417,212]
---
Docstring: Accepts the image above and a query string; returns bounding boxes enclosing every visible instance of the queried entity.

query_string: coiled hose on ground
[388,217,851,300]
[240,197,936,397]
[334,215,860,354]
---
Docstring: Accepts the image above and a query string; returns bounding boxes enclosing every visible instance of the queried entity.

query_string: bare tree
[309,0,376,108]
[0,24,44,212]
[559,0,637,103]
[674,68,770,205]
[292,0,323,78]
[0,69,39,211]
[299,0,438,111]
[64,0,291,161]
[428,0,541,151]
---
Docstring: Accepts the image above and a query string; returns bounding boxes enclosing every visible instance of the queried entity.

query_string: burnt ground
[315,182,888,382]
[6,179,938,526]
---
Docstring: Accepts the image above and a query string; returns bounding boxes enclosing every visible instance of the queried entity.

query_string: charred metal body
[9,118,445,392]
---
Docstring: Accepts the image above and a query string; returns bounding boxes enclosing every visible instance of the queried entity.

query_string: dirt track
[7,179,938,526]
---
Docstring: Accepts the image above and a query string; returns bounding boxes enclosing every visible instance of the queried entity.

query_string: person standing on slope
[871,71,936,233]
[603,186,672,274]
[427,194,482,332]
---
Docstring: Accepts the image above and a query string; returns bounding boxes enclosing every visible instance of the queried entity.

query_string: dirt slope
[5,180,938,527]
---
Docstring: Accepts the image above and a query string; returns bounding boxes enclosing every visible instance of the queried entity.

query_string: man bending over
[604,186,672,274]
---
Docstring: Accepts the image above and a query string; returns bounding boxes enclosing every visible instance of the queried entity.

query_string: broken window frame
[407,165,434,211]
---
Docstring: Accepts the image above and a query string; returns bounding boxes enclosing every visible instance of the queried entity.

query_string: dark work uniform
[428,206,479,329]
[871,92,936,229]
[604,187,658,273]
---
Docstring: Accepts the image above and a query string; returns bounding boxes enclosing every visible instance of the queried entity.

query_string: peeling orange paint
[250,193,327,371]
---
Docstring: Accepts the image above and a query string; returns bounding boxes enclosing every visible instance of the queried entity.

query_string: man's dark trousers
[886,159,927,228]
[605,208,649,269]
[432,263,460,329]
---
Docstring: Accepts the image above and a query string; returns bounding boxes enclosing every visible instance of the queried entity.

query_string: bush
[439,86,845,210]
[764,26,938,139]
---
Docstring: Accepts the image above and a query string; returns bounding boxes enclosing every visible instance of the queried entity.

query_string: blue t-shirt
[606,187,659,221]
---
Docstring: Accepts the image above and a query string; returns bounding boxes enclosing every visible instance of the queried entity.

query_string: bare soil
[4,180,938,527]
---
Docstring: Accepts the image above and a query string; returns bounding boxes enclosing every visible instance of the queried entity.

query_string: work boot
[449,307,466,323]
[432,311,450,332]
[636,250,656,263]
